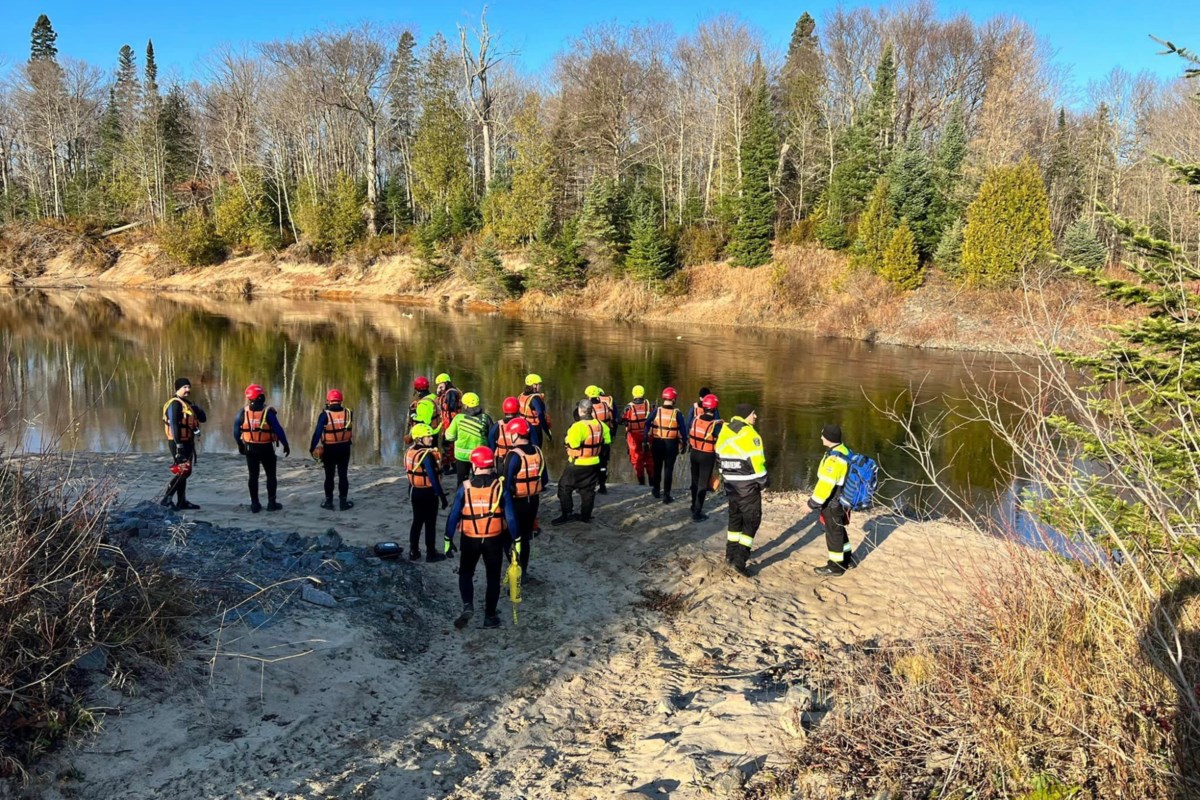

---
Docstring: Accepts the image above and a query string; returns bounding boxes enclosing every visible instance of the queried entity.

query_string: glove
[283,445,291,457]
[237,442,247,456]
[806,496,821,511]
[439,495,449,510]
[444,538,457,555]
[514,540,522,555]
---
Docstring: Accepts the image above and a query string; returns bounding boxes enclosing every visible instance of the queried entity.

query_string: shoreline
[6,240,1126,356]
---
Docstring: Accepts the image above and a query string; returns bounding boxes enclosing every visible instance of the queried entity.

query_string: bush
[1060,218,1108,269]
[879,218,924,290]
[159,208,225,267]
[213,174,281,252]
[934,216,965,278]
[960,158,1053,287]
[462,235,521,299]
[0,459,185,776]
[677,223,726,266]
[292,175,366,256]
[526,217,586,295]
[849,177,895,273]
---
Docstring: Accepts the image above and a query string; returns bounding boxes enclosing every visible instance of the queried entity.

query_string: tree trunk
[365,119,379,237]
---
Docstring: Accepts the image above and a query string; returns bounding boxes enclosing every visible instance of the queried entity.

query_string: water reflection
[0,289,1032,507]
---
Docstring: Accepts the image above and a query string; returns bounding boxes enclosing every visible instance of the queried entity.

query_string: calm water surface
[0,289,1034,511]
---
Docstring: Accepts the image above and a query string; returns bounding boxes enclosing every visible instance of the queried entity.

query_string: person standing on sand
[807,424,855,576]
[715,402,768,577]
[161,376,206,511]
[445,446,521,629]
[575,386,615,494]
[687,393,723,522]
[519,374,552,448]
[620,385,655,485]
[488,397,523,463]
[552,399,610,525]
[405,376,432,444]
[310,389,354,511]
[647,387,687,504]
[435,373,462,473]
[446,392,493,485]
[685,386,720,433]
[501,417,547,575]
[405,423,448,562]
[234,384,290,513]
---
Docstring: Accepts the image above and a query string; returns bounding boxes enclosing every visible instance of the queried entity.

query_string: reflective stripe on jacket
[241,406,277,445]
[460,480,505,538]
[812,443,850,505]
[322,408,353,444]
[715,417,767,483]
[688,415,721,453]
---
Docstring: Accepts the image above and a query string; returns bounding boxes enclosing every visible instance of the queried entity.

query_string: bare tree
[459,8,509,190]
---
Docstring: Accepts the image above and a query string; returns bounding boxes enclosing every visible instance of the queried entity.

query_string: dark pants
[598,443,611,489]
[529,427,544,449]
[167,440,195,504]
[322,443,351,500]
[690,450,716,512]
[455,458,471,486]
[822,504,851,564]
[409,489,439,554]
[513,496,539,572]
[650,439,680,495]
[558,463,599,519]
[245,445,277,504]
[459,535,504,616]
[726,486,763,567]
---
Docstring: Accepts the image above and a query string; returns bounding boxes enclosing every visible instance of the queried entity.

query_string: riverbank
[22,453,1006,799]
[5,232,1126,355]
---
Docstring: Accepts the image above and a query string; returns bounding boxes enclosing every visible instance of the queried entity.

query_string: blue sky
[0,0,1195,91]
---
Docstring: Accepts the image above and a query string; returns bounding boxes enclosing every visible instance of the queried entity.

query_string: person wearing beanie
[619,385,655,485]
[807,423,855,576]
[714,402,768,576]
[160,377,207,511]
[685,385,721,434]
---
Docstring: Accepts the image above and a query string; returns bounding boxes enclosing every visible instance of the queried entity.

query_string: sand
[23,453,1005,800]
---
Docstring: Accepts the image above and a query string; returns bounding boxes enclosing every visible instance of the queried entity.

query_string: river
[0,288,1033,512]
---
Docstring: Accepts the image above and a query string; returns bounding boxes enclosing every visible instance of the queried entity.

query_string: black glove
[439,495,449,510]
[283,444,291,457]
[807,496,821,511]
[237,442,247,456]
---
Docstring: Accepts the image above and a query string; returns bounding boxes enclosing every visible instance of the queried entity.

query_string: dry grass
[0,455,189,779]
[635,588,689,620]
[747,547,1198,800]
[0,221,117,280]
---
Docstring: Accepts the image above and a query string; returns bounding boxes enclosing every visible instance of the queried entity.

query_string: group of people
[159,372,861,631]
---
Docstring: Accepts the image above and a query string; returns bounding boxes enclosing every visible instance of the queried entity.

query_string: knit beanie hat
[174,377,192,391]
[735,403,755,419]
[821,424,842,444]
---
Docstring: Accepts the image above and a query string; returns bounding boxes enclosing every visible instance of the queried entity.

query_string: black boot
[482,614,501,629]
[178,498,200,510]
[662,493,674,504]
[651,487,661,499]
[724,541,737,563]
[637,476,645,486]
[454,603,474,630]
[843,548,857,569]
[340,498,354,511]
[813,560,847,577]
[250,499,263,513]
[409,549,422,561]
[320,497,334,510]
[550,511,573,526]
[267,500,283,512]
[731,545,752,577]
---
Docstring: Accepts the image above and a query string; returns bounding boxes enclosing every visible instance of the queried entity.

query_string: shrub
[677,223,726,266]
[849,177,895,273]
[462,235,521,300]
[1059,218,1108,269]
[934,216,964,278]
[213,174,281,252]
[960,158,1053,287]
[526,217,586,295]
[879,218,923,290]
[159,208,225,267]
[292,175,366,256]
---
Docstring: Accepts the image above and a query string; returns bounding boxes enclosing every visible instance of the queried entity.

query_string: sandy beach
[21,452,1005,799]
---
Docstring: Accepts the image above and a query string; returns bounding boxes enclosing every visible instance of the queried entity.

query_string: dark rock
[301,586,337,608]
[317,529,343,552]
[76,646,108,673]
[334,551,359,568]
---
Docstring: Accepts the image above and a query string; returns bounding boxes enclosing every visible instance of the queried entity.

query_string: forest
[0,4,1196,294]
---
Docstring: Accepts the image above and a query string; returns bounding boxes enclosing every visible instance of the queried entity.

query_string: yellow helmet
[525,373,542,386]
[462,392,481,408]
[435,373,451,385]
[585,385,601,399]
[632,385,645,399]
[410,423,433,439]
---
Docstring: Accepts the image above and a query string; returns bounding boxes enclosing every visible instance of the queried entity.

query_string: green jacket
[446,408,492,461]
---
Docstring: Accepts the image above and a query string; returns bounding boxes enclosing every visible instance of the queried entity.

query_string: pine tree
[159,85,197,186]
[1060,218,1108,269]
[113,45,140,136]
[960,158,1053,286]
[728,65,779,267]
[879,218,923,290]
[934,216,965,278]
[626,198,674,285]
[483,96,554,246]
[30,14,58,62]
[817,45,897,248]
[144,41,159,99]
[850,177,895,273]
[887,132,938,258]
[780,12,826,217]
[1045,108,1085,237]
[410,34,472,219]
[389,31,419,212]
[932,100,968,235]
[576,177,629,272]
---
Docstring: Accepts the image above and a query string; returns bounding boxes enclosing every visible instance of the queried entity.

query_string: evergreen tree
[932,100,968,234]
[30,14,58,62]
[1060,218,1108,269]
[576,177,629,272]
[879,218,923,290]
[528,216,586,294]
[887,132,938,258]
[1046,108,1085,237]
[388,31,419,211]
[159,84,197,186]
[934,216,965,278]
[779,12,826,217]
[410,34,472,219]
[817,45,897,248]
[960,158,1053,286]
[483,96,554,246]
[113,45,140,136]
[850,177,895,273]
[728,65,779,267]
[626,198,674,285]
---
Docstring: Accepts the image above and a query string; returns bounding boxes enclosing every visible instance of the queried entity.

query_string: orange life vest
[593,397,614,426]
[650,407,681,440]
[459,480,505,538]
[622,398,651,428]
[322,408,354,444]
[567,419,604,461]
[511,447,544,498]
[688,416,719,453]
[405,447,435,489]
[162,397,200,442]
[240,406,277,445]
[519,392,549,429]
[494,417,521,461]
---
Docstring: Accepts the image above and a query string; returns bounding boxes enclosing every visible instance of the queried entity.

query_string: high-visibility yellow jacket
[811,443,850,506]
[564,418,611,466]
[715,417,767,490]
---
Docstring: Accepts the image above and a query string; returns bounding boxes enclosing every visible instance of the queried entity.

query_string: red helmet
[244,383,265,401]
[469,446,495,469]
[502,396,520,415]
[326,389,343,404]
[662,387,678,401]
[701,393,719,410]
[414,376,430,391]
[505,417,530,437]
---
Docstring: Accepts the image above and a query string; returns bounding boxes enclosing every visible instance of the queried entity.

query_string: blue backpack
[831,449,879,511]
